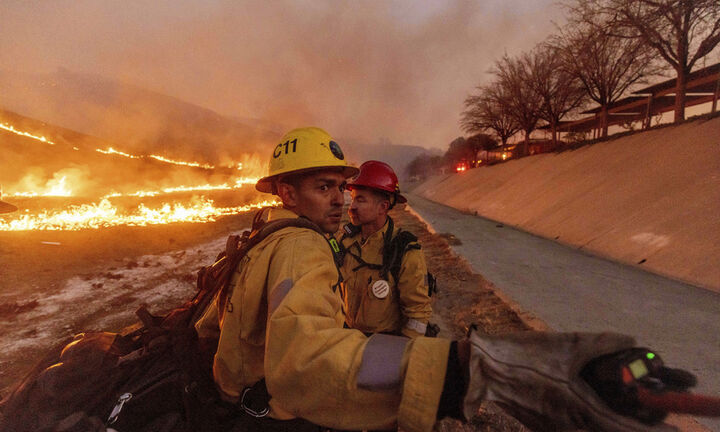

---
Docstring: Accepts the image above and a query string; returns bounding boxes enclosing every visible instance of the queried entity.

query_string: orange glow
[0,122,55,145]
[148,154,215,170]
[1,119,271,231]
[8,175,73,197]
[1,120,222,171]
[9,176,262,200]
[102,178,260,199]
[0,198,278,231]
[95,147,141,159]
[96,147,217,170]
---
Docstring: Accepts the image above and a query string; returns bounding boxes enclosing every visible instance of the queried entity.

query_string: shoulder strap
[385,227,421,283]
[384,228,436,296]
[218,216,344,308]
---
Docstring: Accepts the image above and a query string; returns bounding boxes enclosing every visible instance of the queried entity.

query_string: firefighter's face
[348,188,388,226]
[286,170,347,233]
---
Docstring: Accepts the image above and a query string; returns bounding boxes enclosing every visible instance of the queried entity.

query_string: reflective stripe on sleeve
[268,278,293,315]
[357,333,409,391]
[405,319,427,335]
[405,318,427,334]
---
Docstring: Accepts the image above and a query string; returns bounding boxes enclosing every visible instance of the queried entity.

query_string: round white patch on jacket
[371,280,390,299]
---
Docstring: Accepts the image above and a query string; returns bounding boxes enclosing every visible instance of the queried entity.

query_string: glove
[463,330,678,432]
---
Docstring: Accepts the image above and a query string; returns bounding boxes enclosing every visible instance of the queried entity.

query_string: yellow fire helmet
[256,127,359,194]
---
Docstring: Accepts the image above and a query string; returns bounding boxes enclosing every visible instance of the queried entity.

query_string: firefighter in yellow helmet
[195,126,684,432]
[340,160,433,338]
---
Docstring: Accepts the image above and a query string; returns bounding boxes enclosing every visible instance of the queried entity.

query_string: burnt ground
[0,204,531,431]
[0,212,256,393]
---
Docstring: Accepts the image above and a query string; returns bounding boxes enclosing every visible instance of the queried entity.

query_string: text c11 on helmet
[255,127,359,194]
[346,160,407,204]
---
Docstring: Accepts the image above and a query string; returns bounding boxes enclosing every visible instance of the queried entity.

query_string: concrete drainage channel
[406,194,719,432]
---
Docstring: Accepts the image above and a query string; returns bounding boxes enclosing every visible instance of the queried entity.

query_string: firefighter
[195,126,678,432]
[340,160,432,337]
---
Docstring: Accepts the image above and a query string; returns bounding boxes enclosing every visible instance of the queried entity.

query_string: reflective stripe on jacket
[194,207,449,431]
[340,219,433,338]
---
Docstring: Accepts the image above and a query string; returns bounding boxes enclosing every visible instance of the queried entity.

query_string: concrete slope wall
[414,116,720,291]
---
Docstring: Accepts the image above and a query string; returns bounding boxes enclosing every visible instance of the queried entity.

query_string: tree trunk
[674,67,688,123]
[551,123,557,148]
[712,72,720,114]
[643,94,653,129]
[523,130,531,157]
[601,105,609,138]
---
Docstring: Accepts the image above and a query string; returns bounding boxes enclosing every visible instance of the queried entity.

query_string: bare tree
[444,137,474,167]
[551,21,654,137]
[461,84,521,150]
[466,133,498,165]
[525,45,587,146]
[491,55,543,157]
[572,0,720,122]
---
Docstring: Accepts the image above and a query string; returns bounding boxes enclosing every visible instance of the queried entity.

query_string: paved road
[407,194,720,431]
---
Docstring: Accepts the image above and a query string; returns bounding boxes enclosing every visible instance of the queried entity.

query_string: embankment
[414,116,720,291]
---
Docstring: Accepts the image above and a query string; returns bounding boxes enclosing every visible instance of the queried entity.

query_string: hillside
[414,116,720,291]
[0,69,276,164]
[0,69,433,178]
[0,108,245,198]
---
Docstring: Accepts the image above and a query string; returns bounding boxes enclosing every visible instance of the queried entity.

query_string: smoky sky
[0,0,561,149]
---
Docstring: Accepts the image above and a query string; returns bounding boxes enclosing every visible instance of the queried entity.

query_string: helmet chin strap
[388,194,397,210]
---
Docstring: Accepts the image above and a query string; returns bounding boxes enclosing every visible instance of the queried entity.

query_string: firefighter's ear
[276,181,298,208]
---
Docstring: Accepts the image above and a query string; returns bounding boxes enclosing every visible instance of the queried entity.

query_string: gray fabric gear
[463,330,678,432]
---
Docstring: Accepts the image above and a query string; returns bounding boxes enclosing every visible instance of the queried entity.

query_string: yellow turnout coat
[340,218,432,338]
[195,208,449,431]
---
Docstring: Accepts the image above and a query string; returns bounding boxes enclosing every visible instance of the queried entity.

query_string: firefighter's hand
[463,330,678,432]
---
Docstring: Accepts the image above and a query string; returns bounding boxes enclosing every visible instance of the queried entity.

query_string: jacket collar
[361,217,391,247]
[267,207,301,222]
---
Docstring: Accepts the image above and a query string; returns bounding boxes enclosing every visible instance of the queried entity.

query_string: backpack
[340,216,437,297]
[0,212,338,432]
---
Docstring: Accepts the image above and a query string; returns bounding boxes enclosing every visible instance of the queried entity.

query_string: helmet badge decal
[329,140,344,160]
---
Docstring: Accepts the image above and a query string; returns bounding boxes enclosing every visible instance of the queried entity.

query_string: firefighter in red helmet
[339,160,434,338]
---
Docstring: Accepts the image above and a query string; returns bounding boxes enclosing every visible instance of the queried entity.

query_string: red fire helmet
[347,160,407,204]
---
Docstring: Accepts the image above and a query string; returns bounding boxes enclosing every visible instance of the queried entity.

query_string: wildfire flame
[1,119,273,231]
[0,120,222,171]
[148,154,215,170]
[95,147,140,159]
[0,198,279,231]
[101,177,259,198]
[96,148,217,170]
[7,176,73,198]
[0,122,55,145]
